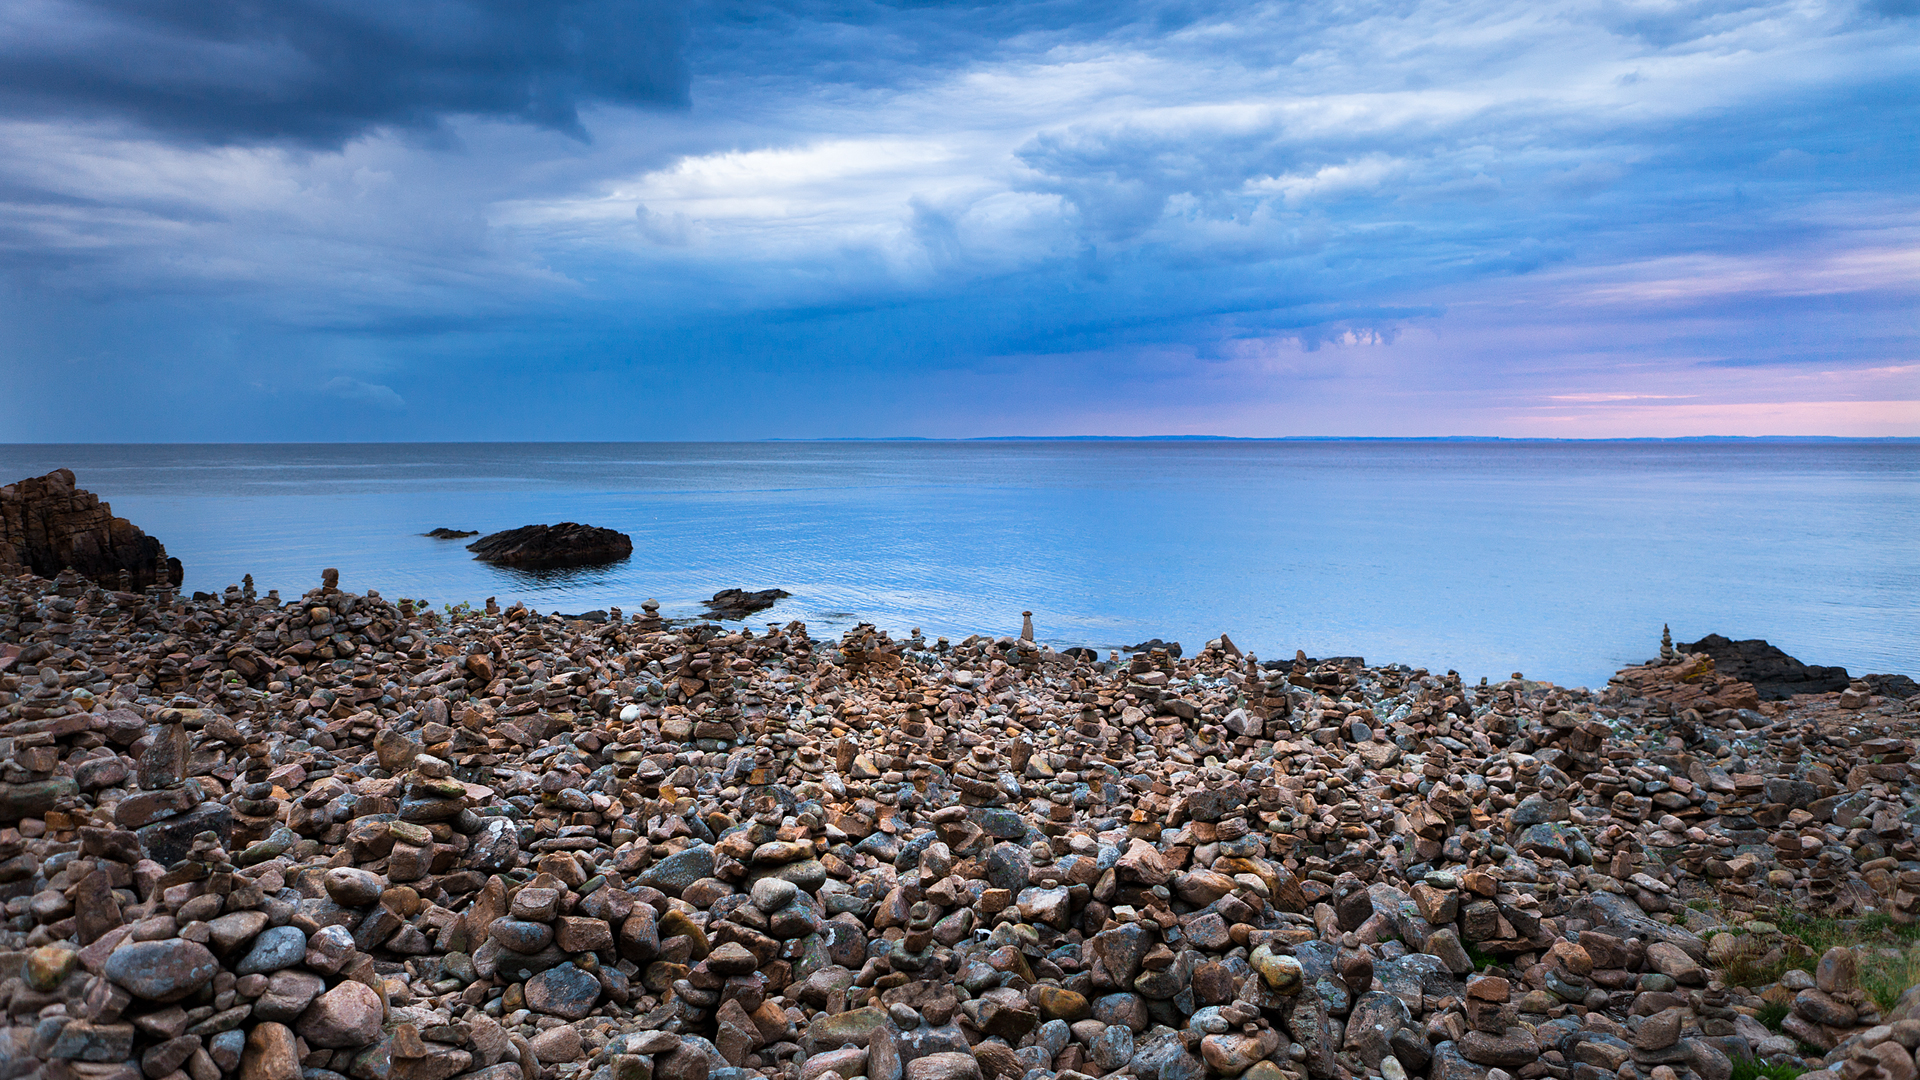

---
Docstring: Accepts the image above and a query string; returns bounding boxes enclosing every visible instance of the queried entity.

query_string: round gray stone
[235,925,309,975]
[104,939,219,1002]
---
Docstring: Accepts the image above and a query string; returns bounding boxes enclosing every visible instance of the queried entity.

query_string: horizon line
[3,435,1918,447]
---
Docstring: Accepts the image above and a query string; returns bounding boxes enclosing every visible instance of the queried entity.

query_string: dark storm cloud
[0,0,690,145]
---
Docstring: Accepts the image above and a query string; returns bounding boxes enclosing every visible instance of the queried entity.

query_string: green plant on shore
[1861,948,1920,1013]
[1858,914,1920,943]
[1731,1057,1805,1080]
[1466,943,1499,972]
[1724,951,1793,990]
[1775,911,1849,957]
[1756,1001,1790,1032]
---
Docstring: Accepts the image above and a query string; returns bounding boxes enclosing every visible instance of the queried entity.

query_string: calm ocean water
[1,441,1913,690]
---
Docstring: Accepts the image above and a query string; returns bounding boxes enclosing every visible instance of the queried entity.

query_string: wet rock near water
[468,524,635,568]
[703,590,792,621]
[426,529,481,540]
[1679,635,1853,701]
[0,561,1917,1080]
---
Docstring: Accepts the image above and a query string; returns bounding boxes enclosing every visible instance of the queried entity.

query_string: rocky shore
[0,565,1918,1080]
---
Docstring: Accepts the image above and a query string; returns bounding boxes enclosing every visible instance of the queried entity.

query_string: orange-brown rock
[1608,652,1761,712]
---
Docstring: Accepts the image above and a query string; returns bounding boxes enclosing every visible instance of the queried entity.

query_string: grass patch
[1858,914,1920,943]
[1775,911,1851,957]
[1861,948,1920,1013]
[1756,1001,1790,1032]
[1731,1058,1805,1080]
[1466,943,1500,972]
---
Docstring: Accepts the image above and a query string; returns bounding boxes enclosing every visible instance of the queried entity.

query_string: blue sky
[0,0,1914,439]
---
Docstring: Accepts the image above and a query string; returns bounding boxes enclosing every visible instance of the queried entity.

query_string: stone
[1250,944,1303,993]
[704,589,792,620]
[48,1020,135,1061]
[234,925,307,974]
[1678,634,1851,699]
[1200,1032,1271,1076]
[206,909,268,952]
[1459,1029,1537,1069]
[467,523,634,567]
[1816,947,1857,994]
[1346,991,1413,1069]
[105,938,219,1002]
[752,877,799,913]
[1636,1009,1683,1051]
[490,918,555,954]
[26,943,76,990]
[643,845,716,895]
[240,1021,301,1080]
[1795,989,1857,1028]
[296,979,384,1048]
[324,867,384,906]
[555,915,615,953]
[1428,928,1476,975]
[905,1052,984,1080]
[1644,942,1704,986]
[801,1048,868,1080]
[252,970,326,1023]
[530,1025,585,1064]
[526,962,603,1019]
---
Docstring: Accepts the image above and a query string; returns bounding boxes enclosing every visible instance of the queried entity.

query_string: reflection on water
[0,440,1913,690]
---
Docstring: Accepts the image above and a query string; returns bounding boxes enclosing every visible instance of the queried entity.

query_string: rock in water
[0,468,183,588]
[703,588,791,620]
[466,523,633,567]
[424,527,479,539]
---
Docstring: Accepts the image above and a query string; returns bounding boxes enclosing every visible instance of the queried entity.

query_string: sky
[0,0,1915,440]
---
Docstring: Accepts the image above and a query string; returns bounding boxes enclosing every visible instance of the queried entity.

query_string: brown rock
[296,979,384,1048]
[529,1026,585,1064]
[240,1021,301,1080]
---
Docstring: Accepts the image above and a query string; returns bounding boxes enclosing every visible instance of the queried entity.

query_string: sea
[1,440,1914,691]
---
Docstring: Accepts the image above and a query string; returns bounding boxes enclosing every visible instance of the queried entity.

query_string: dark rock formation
[1865,673,1920,699]
[703,587,790,620]
[424,528,478,539]
[1125,637,1183,657]
[0,469,182,589]
[1679,633,1851,700]
[466,523,632,567]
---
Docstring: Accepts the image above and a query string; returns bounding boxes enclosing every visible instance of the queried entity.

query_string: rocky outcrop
[1610,650,1763,713]
[0,468,182,589]
[1680,633,1853,699]
[703,587,790,620]
[466,522,632,567]
[423,527,478,539]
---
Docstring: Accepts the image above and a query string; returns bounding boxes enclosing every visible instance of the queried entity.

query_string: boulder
[466,523,633,567]
[0,469,183,588]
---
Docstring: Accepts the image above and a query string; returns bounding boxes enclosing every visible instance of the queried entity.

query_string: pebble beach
[1,555,1919,1080]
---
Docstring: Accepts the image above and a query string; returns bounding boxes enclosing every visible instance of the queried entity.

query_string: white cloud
[320,376,406,410]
